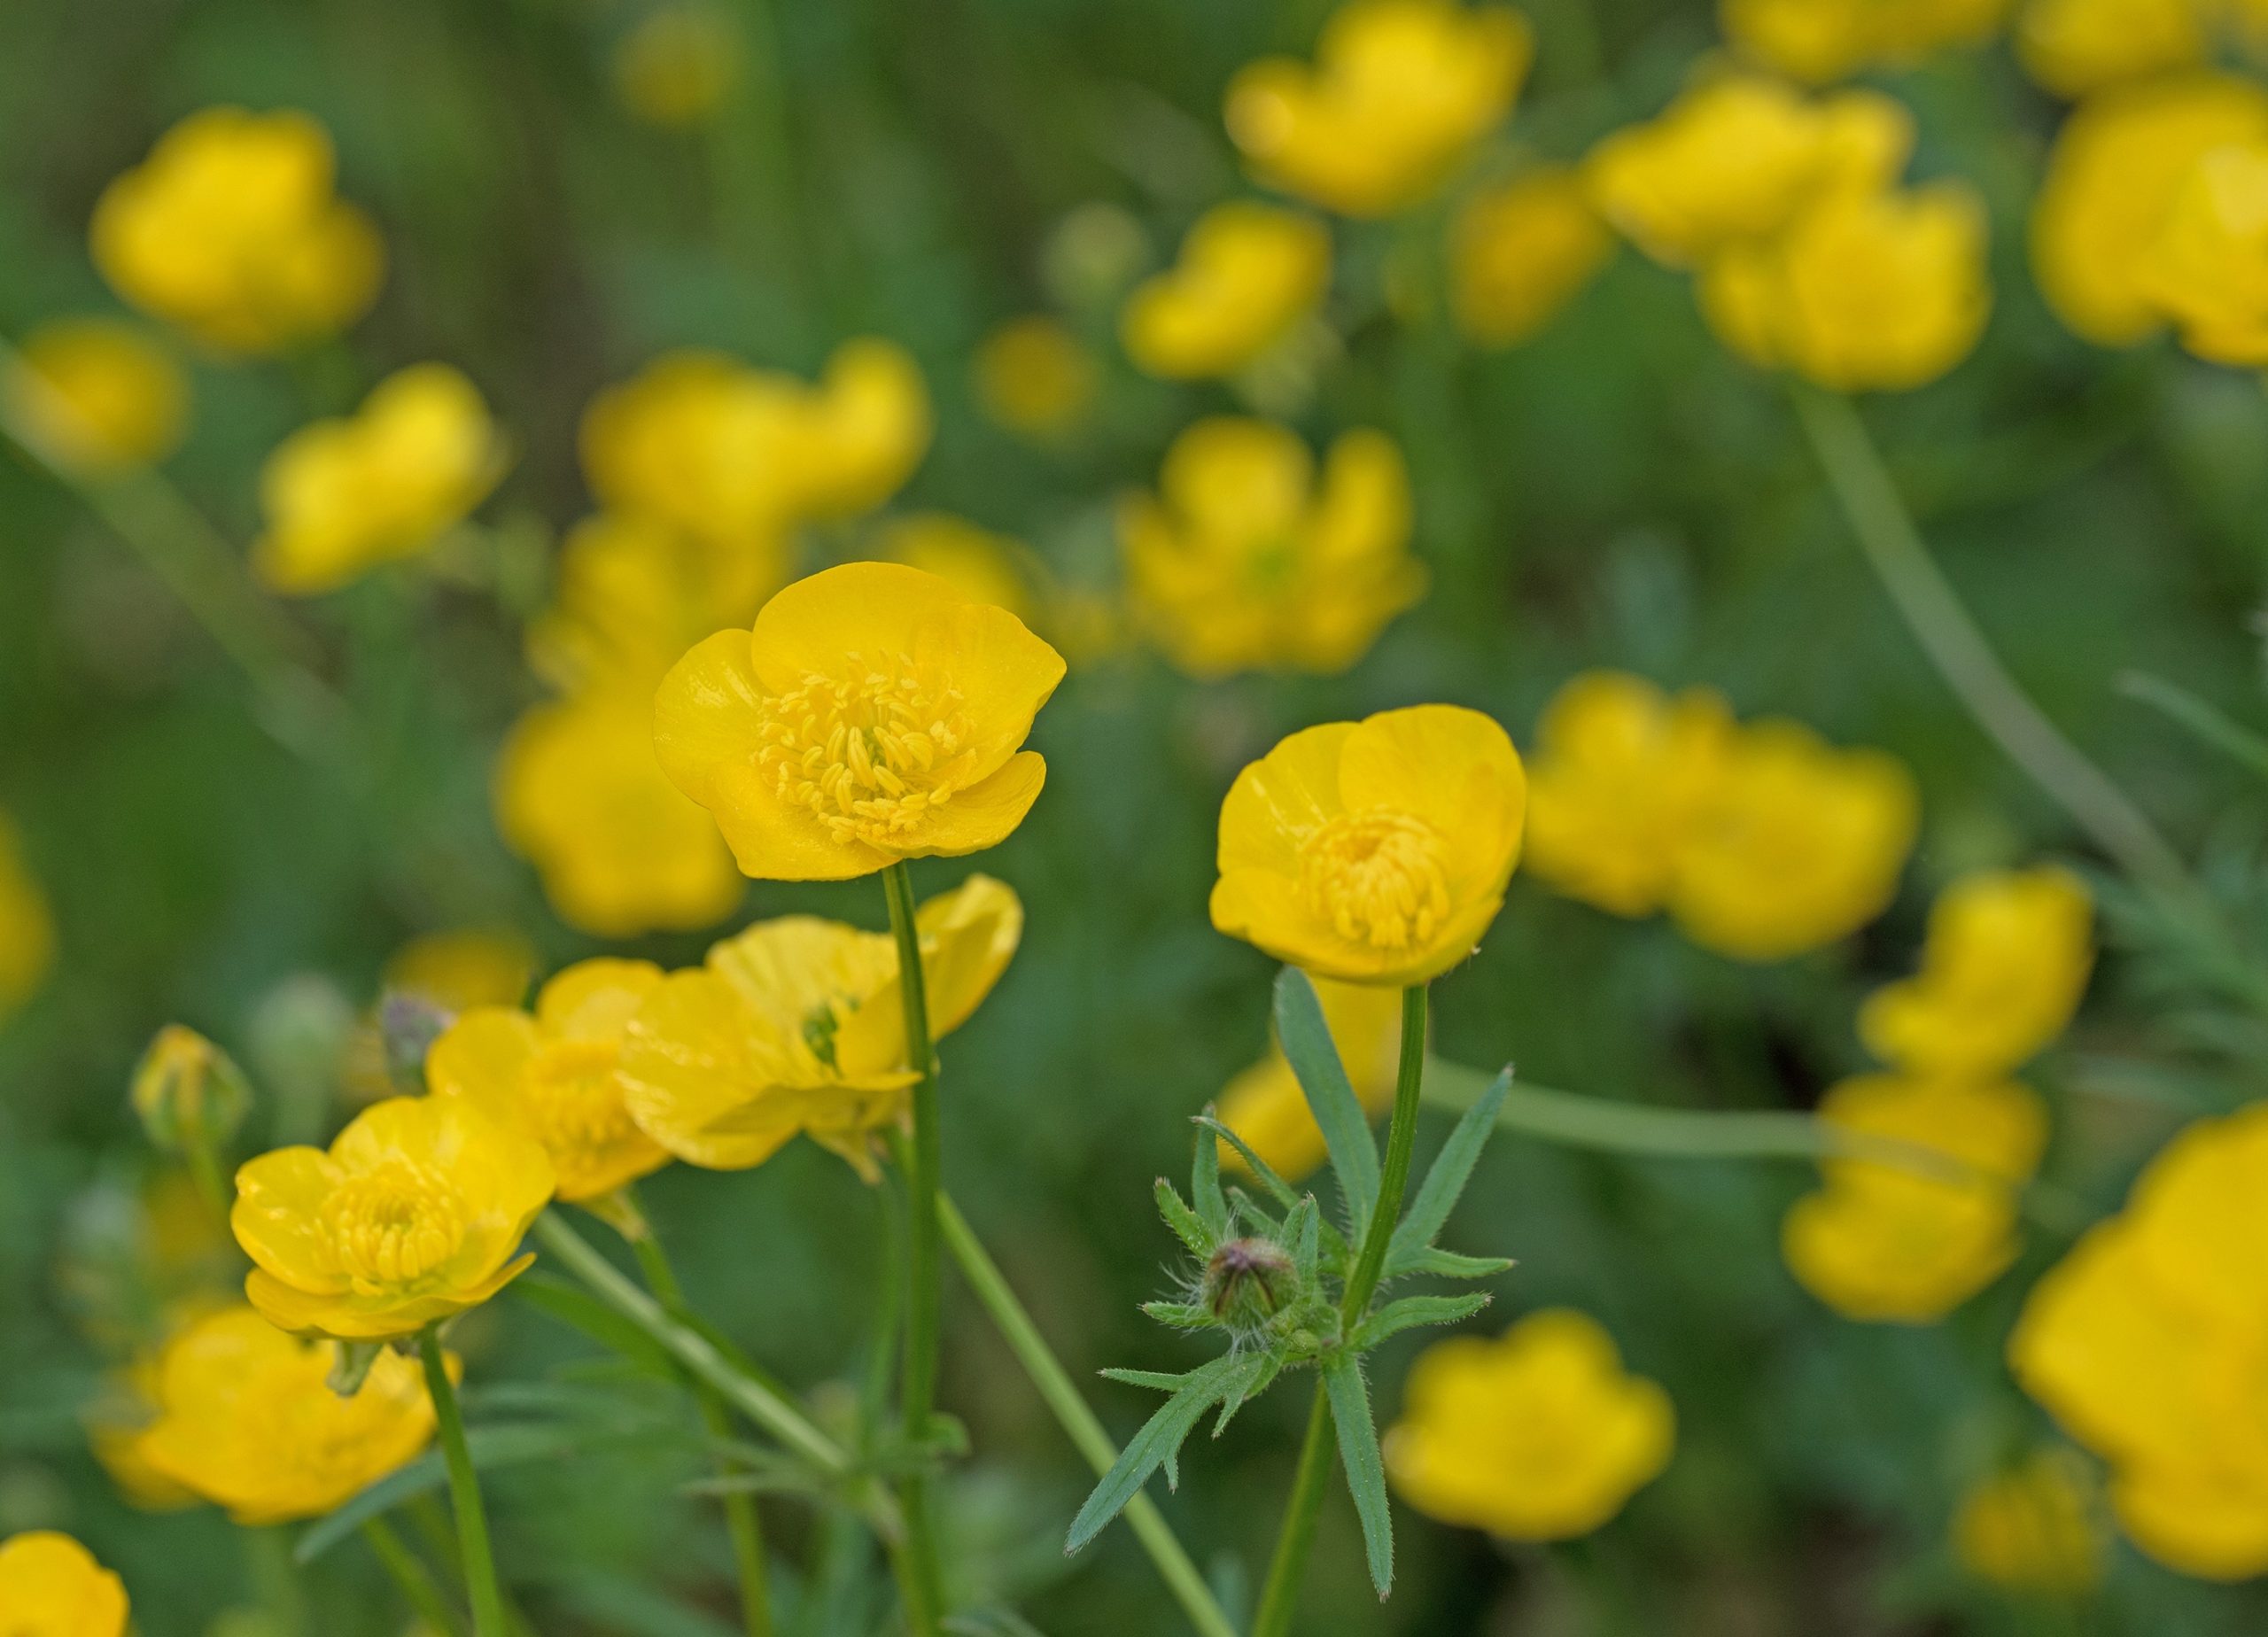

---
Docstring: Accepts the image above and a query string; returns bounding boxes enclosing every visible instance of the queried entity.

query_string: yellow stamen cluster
[1300,811,1449,949]
[757,661,982,848]
[320,1164,467,1290]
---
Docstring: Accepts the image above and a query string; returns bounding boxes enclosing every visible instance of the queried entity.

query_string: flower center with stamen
[526,1039,641,1160]
[321,1160,466,1291]
[1299,811,1450,949]
[755,657,984,849]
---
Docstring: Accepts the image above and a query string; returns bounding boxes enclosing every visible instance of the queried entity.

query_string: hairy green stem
[1251,1390,1335,1637]
[936,1194,1239,1637]
[363,1517,467,1637]
[420,1328,507,1637]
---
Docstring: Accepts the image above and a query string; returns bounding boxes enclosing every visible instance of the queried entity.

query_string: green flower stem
[617,1196,776,1637]
[1252,981,1430,1637]
[936,1194,1239,1637]
[363,1517,467,1637]
[1790,382,2191,896]
[246,1525,308,1637]
[880,859,948,1637]
[420,1327,508,1637]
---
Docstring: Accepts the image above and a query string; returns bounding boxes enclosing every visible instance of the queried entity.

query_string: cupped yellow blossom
[1587,75,1911,268]
[1783,1074,2046,1323]
[1954,1449,2108,1594]
[252,363,505,597]
[1523,671,1734,919]
[1449,167,1615,347]
[495,689,743,938]
[0,1532,128,1637]
[528,512,785,694]
[430,959,672,1201]
[614,7,738,128]
[232,1094,554,1340]
[1860,866,2093,1079]
[0,810,56,1022]
[1216,976,1405,1181]
[2032,75,2268,346]
[135,1305,442,1525]
[875,514,1037,625]
[1723,0,2009,83]
[1386,1309,1674,1540]
[3,319,187,474]
[973,315,1098,439]
[2017,0,2208,98]
[2140,139,2268,366]
[1120,203,1332,379]
[1666,719,1917,962]
[2010,1102,2268,1579]
[1225,0,1532,218]
[1212,705,1526,987]
[654,562,1066,880]
[1121,418,1422,679]
[620,874,1021,1173]
[1701,183,1992,392]
[91,107,383,354]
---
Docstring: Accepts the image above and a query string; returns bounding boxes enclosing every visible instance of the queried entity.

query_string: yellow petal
[620,968,808,1168]
[231,1146,347,1293]
[914,599,1067,764]
[1216,720,1356,875]
[748,561,965,693]
[897,751,1048,859]
[536,957,666,1041]
[424,1007,540,1111]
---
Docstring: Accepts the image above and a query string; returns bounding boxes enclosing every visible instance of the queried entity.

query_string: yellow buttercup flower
[528,512,785,695]
[654,562,1066,880]
[1211,705,1526,987]
[1587,75,1911,268]
[2017,0,2208,97]
[91,107,383,354]
[1385,1309,1674,1540]
[0,809,56,1022]
[1954,1449,2107,1594]
[1701,182,1992,392]
[1783,1074,2046,1323]
[875,514,1037,625]
[1449,167,1615,347]
[1121,418,1422,679]
[1120,203,1332,379]
[1523,671,1734,919]
[614,7,738,128]
[1216,976,1405,1181]
[3,319,187,474]
[386,930,536,1015]
[1859,866,2093,1079]
[1723,0,2008,83]
[0,1532,128,1637]
[2010,1102,2268,1579]
[620,874,1021,1173]
[252,362,505,597]
[232,1094,554,1340]
[2031,74,2268,346]
[973,315,1098,439]
[1666,719,1917,962]
[135,1305,442,1525]
[2140,139,2268,366]
[495,689,744,938]
[1225,0,1531,218]
[429,959,673,1202]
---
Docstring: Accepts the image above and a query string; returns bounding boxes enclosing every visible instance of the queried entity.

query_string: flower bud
[378,989,454,1092]
[129,1026,252,1154]
[1201,1237,1298,1330]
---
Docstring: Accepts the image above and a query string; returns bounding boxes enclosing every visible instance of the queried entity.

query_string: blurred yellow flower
[654,562,1065,880]
[1385,1309,1674,1540]
[1120,202,1331,379]
[136,1304,442,1525]
[1225,0,1531,217]
[974,314,1098,438]
[1701,182,1992,392]
[527,512,784,695]
[1667,719,1917,962]
[875,513,1037,625]
[1783,1074,2045,1323]
[429,958,673,1202]
[232,1094,554,1339]
[1859,866,2093,1079]
[3,319,187,474]
[615,7,738,128]
[620,874,1021,1173]
[91,106,383,354]
[495,689,743,938]
[2032,74,2268,346]
[2140,140,2268,366]
[89,1358,201,1514]
[1954,1449,2107,1594]
[252,362,505,596]
[1216,976,1404,1180]
[1212,704,1526,986]
[0,1532,128,1637]
[2010,1102,2268,1579]
[0,810,56,1022]
[1449,167,1615,347]
[386,929,536,1015]
[2017,0,2208,97]
[1523,671,1734,919]
[1588,75,1910,268]
[1723,0,2008,83]
[1121,417,1421,679]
